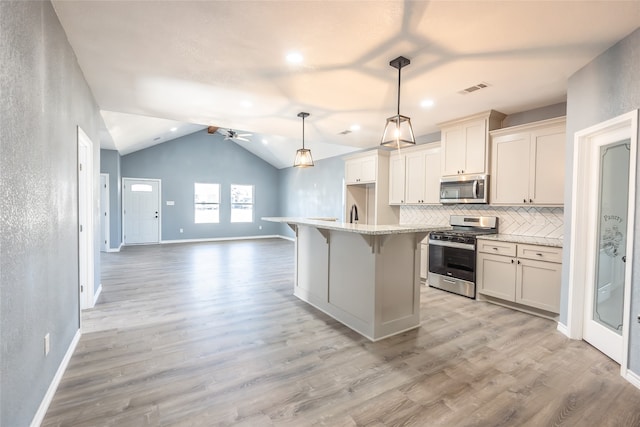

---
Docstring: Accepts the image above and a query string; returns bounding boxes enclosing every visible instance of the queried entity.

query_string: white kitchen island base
[264,218,440,341]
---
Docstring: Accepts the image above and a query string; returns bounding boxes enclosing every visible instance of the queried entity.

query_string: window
[131,183,153,192]
[194,183,220,224]
[230,184,254,223]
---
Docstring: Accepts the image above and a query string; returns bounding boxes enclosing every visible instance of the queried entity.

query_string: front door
[123,178,160,244]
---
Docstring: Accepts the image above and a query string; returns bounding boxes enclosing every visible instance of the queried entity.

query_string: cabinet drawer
[477,240,516,256]
[517,244,562,263]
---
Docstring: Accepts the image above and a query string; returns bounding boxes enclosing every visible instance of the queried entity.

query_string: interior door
[583,139,631,364]
[123,178,160,244]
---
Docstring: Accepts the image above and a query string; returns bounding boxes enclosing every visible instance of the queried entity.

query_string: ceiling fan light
[381,114,416,148]
[294,148,314,167]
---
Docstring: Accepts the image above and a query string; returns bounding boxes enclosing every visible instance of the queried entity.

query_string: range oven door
[428,240,476,284]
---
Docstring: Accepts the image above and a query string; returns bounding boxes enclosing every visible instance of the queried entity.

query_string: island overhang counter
[263,217,445,341]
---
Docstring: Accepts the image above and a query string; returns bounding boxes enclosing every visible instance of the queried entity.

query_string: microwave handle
[473,180,478,198]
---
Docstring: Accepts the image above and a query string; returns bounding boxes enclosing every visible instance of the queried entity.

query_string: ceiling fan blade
[207,126,219,134]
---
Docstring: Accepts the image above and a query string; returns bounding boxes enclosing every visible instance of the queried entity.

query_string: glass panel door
[593,140,630,334]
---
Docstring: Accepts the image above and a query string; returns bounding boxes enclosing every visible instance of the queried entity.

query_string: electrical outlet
[44,333,50,356]
[179,228,183,233]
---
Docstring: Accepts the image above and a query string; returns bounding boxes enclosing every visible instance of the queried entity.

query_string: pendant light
[293,112,314,167]
[381,56,416,149]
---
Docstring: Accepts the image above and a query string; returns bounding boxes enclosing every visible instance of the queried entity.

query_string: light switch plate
[166,201,175,206]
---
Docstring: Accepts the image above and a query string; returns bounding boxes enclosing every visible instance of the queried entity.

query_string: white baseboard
[93,283,102,305]
[277,235,295,242]
[160,235,284,244]
[106,242,123,252]
[625,368,640,390]
[30,329,81,427]
[556,321,569,337]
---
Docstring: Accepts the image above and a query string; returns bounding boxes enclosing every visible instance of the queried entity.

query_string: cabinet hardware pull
[517,260,521,264]
[511,259,514,263]
[492,247,498,250]
[529,199,533,203]
[536,253,543,256]
[523,198,526,203]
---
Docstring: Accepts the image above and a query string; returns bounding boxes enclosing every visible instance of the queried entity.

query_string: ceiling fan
[207,126,252,142]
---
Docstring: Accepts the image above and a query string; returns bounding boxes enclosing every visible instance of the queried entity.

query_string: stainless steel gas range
[428,215,498,298]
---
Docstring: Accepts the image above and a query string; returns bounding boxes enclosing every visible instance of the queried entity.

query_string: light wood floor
[43,239,640,426]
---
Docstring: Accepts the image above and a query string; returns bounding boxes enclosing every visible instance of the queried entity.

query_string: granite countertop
[477,234,563,248]
[262,217,446,236]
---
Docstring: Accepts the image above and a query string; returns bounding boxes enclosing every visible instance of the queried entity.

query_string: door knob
[622,255,626,263]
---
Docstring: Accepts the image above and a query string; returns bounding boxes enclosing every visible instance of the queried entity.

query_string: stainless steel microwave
[440,175,489,204]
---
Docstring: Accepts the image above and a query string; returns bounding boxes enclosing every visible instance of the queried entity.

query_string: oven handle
[428,239,475,251]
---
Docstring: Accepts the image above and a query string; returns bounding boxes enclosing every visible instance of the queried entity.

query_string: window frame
[194,182,221,224]
[230,184,254,223]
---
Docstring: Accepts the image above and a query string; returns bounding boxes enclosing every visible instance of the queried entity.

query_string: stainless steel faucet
[349,204,359,223]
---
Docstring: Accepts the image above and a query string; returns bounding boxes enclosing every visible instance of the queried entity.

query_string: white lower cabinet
[477,240,561,315]
[420,242,428,281]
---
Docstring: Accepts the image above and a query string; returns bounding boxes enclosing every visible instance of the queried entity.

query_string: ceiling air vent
[459,82,490,95]
[338,130,352,135]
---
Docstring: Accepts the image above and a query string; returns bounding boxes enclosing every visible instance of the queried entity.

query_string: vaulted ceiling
[52,1,639,168]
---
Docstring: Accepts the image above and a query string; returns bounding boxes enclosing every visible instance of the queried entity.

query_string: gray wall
[121,130,281,240]
[0,2,102,425]
[100,149,122,249]
[562,27,640,372]
[277,156,346,237]
[502,102,567,128]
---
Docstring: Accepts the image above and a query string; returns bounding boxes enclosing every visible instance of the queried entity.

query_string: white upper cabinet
[439,110,506,177]
[344,150,399,225]
[490,117,566,206]
[388,144,441,205]
[345,154,377,184]
[388,153,406,204]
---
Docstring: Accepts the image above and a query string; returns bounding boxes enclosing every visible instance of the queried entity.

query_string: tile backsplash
[400,205,564,239]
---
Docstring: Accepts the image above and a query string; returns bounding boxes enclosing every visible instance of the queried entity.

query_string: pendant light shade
[294,112,314,168]
[381,56,416,149]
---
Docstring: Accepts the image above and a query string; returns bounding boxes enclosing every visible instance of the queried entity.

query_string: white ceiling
[52,1,639,169]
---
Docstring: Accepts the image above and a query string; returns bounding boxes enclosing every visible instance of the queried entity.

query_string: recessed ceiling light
[241,100,253,108]
[262,139,268,145]
[286,52,304,64]
[350,124,361,131]
[170,127,177,132]
[420,99,435,108]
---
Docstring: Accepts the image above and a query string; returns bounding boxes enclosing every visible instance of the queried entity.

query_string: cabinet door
[360,156,377,183]
[405,151,426,203]
[388,154,406,204]
[516,258,561,313]
[345,159,361,184]
[441,126,465,176]
[463,119,487,175]
[423,149,441,203]
[530,127,565,205]
[420,243,428,280]
[477,253,516,301]
[491,133,531,204]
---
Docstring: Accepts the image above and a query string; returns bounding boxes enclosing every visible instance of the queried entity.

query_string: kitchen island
[263,217,443,341]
